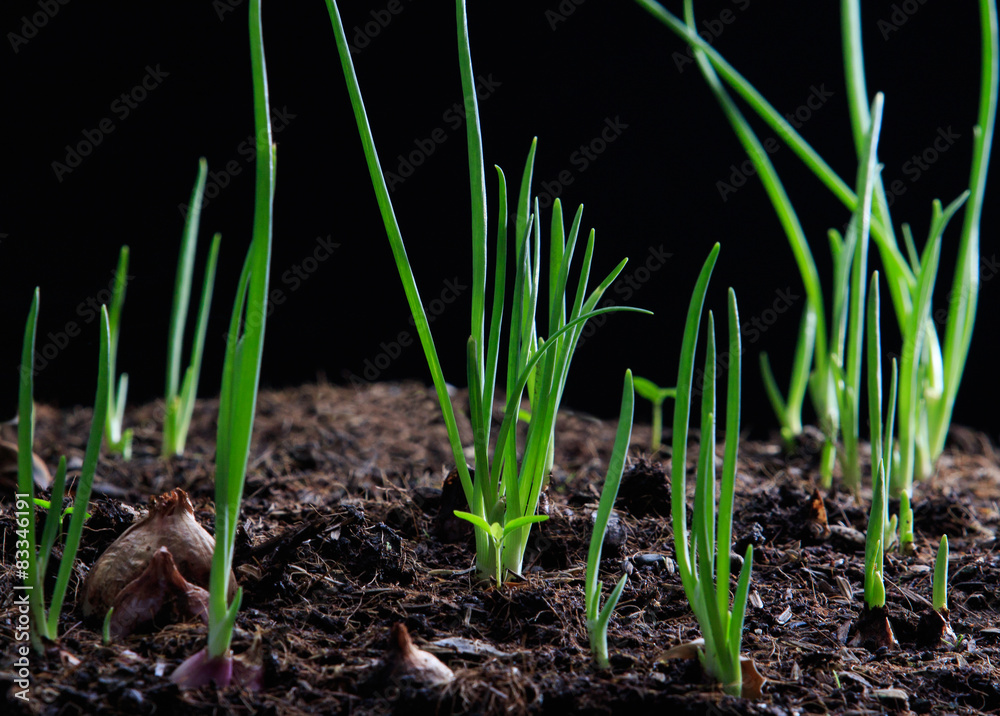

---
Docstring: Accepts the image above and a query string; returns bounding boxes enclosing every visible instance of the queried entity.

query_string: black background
[3,0,997,442]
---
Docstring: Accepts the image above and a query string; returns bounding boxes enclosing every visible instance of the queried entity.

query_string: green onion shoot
[585,369,635,668]
[170,0,274,689]
[16,289,110,653]
[163,159,222,457]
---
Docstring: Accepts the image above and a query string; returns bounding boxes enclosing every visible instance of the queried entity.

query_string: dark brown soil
[2,381,999,715]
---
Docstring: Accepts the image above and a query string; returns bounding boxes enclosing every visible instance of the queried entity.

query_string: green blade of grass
[867,272,884,480]
[46,308,111,636]
[207,0,274,659]
[168,159,208,403]
[17,288,44,639]
[727,544,754,687]
[585,370,635,621]
[716,288,741,628]
[933,0,999,461]
[457,0,488,392]
[672,243,720,600]
[175,232,222,454]
[933,534,949,612]
[105,245,131,457]
[36,456,68,582]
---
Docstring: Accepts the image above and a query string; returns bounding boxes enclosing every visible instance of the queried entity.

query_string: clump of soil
[2,380,999,715]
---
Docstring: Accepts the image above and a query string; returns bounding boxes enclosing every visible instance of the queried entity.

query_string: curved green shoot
[163,159,222,457]
[102,607,114,645]
[671,245,752,697]
[933,535,949,613]
[864,460,888,609]
[585,369,635,668]
[324,0,648,582]
[17,289,110,652]
[105,245,133,458]
[899,492,914,554]
[632,375,673,453]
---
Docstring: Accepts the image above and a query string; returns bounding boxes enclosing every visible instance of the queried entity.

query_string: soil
[2,380,999,715]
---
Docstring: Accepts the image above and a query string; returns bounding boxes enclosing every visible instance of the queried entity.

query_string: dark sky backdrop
[2,0,998,443]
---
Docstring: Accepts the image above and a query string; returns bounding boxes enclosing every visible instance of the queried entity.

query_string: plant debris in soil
[2,380,1000,715]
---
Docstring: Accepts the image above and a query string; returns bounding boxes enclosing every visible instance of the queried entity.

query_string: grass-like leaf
[671,244,751,696]
[324,0,648,583]
[105,245,133,458]
[17,289,110,651]
[205,0,275,662]
[585,370,635,667]
[172,3,274,687]
[933,534,949,613]
[163,159,222,457]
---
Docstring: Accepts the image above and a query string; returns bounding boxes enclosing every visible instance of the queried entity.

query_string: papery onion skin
[83,488,236,619]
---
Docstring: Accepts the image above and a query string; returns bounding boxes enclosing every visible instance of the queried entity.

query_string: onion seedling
[637,0,997,493]
[899,492,915,554]
[866,273,899,550]
[163,159,222,457]
[933,535,949,614]
[105,245,133,459]
[671,244,752,697]
[864,461,888,611]
[632,375,673,453]
[170,0,274,688]
[916,533,956,648]
[861,306,897,629]
[856,451,900,649]
[324,0,648,583]
[827,93,884,494]
[585,370,635,668]
[16,289,110,653]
